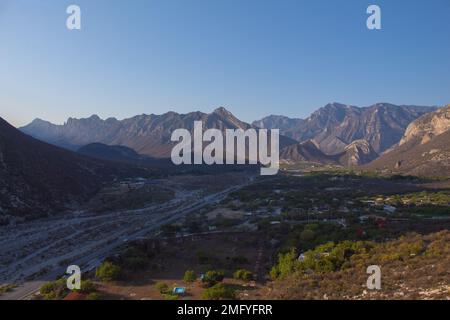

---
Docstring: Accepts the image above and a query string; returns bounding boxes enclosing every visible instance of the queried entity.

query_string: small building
[173,287,186,295]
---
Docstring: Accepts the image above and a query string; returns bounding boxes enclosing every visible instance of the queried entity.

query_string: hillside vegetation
[266,231,449,299]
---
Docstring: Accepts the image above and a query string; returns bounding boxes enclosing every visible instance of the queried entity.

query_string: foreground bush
[39,278,68,300]
[183,270,197,283]
[155,282,169,294]
[202,270,225,287]
[202,283,235,300]
[233,269,253,281]
[96,261,121,282]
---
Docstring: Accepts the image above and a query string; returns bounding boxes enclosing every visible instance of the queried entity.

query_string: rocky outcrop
[399,105,450,146]
[337,139,378,166]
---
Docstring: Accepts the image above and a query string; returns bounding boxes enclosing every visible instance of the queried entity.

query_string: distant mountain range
[20,103,441,167]
[22,107,296,159]
[4,102,448,221]
[365,105,450,176]
[253,103,436,155]
[0,118,152,221]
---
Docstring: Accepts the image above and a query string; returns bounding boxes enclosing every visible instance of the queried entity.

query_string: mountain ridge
[253,102,437,155]
[0,117,152,221]
[21,107,297,158]
[365,105,450,176]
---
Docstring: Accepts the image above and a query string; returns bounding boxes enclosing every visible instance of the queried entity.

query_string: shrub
[43,292,57,300]
[96,261,121,282]
[40,282,56,295]
[300,229,315,242]
[270,248,298,280]
[155,282,169,294]
[86,292,101,300]
[183,270,197,283]
[79,280,96,293]
[233,269,253,281]
[0,284,16,295]
[39,278,68,300]
[202,270,225,287]
[202,283,235,300]
[162,293,179,300]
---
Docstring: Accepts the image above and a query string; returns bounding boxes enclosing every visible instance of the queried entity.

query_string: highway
[0,181,250,300]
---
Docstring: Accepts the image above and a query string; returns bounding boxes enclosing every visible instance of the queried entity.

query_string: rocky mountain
[252,115,305,135]
[365,105,450,177]
[399,105,450,146]
[280,139,378,166]
[280,140,337,164]
[21,104,436,167]
[254,103,436,155]
[21,107,297,159]
[0,118,151,221]
[337,139,378,167]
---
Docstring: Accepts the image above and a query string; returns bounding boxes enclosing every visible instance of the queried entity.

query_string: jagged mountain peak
[213,106,232,116]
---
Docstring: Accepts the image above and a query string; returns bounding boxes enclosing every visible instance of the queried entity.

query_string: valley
[1,103,450,301]
[0,173,254,299]
[4,169,446,301]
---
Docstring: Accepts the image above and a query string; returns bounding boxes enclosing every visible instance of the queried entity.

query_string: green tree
[233,269,253,281]
[202,270,225,287]
[155,282,169,294]
[300,229,315,242]
[95,261,121,282]
[270,248,299,280]
[202,283,235,300]
[183,270,197,283]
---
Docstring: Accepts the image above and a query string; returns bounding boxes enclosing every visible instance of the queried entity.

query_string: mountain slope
[78,143,146,163]
[254,103,436,155]
[21,107,297,159]
[337,139,378,166]
[365,105,450,177]
[280,140,337,164]
[0,118,150,221]
[253,115,305,139]
[280,139,378,166]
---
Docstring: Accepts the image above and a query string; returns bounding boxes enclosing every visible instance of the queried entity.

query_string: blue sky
[1,0,449,127]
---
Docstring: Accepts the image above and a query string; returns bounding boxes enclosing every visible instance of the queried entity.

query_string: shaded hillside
[78,143,147,163]
[365,105,450,177]
[0,118,151,221]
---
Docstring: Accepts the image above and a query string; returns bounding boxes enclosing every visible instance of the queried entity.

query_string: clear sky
[1,0,449,127]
